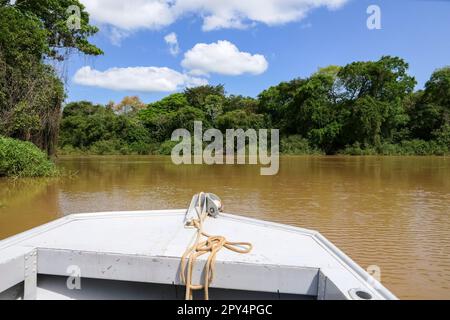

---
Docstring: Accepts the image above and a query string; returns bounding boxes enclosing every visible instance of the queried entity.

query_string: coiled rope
[180,192,253,300]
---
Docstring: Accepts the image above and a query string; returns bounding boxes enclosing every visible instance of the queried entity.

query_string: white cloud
[73,66,208,92]
[175,0,349,31]
[80,0,349,32]
[164,32,180,56]
[181,40,268,76]
[81,0,175,31]
[108,28,131,46]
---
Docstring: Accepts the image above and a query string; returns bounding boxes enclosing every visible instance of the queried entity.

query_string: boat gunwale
[0,209,397,300]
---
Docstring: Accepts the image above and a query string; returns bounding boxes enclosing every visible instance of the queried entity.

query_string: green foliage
[0,53,65,155]
[204,95,225,122]
[341,143,378,156]
[14,0,103,60]
[342,140,448,156]
[60,101,151,154]
[0,0,101,157]
[58,57,450,157]
[223,95,258,114]
[158,140,180,156]
[184,85,225,109]
[0,136,57,177]
[337,56,416,102]
[216,110,266,131]
[409,67,450,140]
[286,73,340,153]
[433,124,450,148]
[0,6,48,65]
[2,0,448,159]
[88,140,121,155]
[280,135,323,155]
[147,93,190,113]
[170,106,208,132]
[258,79,305,129]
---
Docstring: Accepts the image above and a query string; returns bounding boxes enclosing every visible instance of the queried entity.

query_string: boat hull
[0,210,397,300]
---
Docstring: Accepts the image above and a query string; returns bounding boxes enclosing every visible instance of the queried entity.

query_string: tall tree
[0,0,101,155]
[258,79,305,129]
[14,0,103,60]
[184,85,225,109]
[410,67,450,140]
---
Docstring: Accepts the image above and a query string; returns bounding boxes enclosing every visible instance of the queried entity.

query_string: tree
[0,6,48,66]
[184,85,225,109]
[0,1,101,155]
[204,95,224,123]
[149,93,190,113]
[14,0,103,60]
[138,94,193,141]
[216,110,266,132]
[336,57,415,148]
[57,57,450,156]
[0,14,65,154]
[113,96,146,115]
[286,73,343,153]
[60,101,151,153]
[337,56,416,102]
[314,65,341,78]
[258,79,305,129]
[410,67,450,140]
[224,95,258,114]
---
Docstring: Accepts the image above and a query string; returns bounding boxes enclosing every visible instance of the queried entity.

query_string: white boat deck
[0,210,397,300]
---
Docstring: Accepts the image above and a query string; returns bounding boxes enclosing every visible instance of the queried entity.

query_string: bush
[281,135,323,155]
[127,141,150,155]
[343,140,449,156]
[0,137,57,177]
[158,140,179,155]
[398,140,448,156]
[58,145,84,156]
[88,140,121,155]
[341,142,377,155]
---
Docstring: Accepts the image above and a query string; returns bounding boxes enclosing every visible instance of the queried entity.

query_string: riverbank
[57,138,449,157]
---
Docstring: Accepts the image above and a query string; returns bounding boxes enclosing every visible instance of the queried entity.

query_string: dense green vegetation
[59,57,450,156]
[0,1,100,176]
[0,1,100,156]
[0,137,57,177]
[1,1,449,175]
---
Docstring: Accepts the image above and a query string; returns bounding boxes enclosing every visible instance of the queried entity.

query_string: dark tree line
[1,2,448,157]
[60,56,450,156]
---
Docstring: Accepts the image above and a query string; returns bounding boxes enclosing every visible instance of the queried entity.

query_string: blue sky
[67,0,450,104]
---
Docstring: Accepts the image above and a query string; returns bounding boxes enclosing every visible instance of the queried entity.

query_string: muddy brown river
[0,156,449,299]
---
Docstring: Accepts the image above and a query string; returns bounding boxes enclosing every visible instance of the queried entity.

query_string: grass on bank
[0,136,58,178]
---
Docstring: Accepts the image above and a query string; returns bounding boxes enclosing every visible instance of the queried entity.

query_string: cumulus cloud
[81,0,175,31]
[176,0,349,31]
[108,28,131,46]
[73,66,208,92]
[181,40,268,76]
[80,0,349,32]
[164,32,180,56]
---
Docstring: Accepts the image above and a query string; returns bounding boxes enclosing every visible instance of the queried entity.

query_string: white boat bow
[0,197,397,300]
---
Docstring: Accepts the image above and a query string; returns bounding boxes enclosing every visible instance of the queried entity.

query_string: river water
[0,156,449,299]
